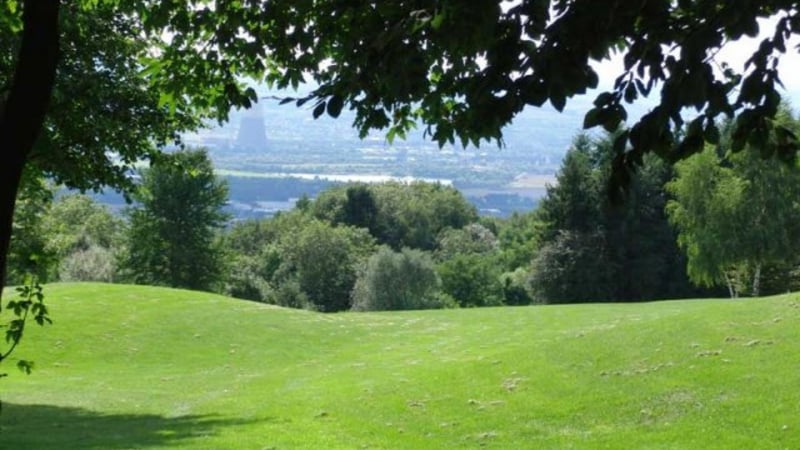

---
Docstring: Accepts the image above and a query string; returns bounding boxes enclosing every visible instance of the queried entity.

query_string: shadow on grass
[0,402,259,449]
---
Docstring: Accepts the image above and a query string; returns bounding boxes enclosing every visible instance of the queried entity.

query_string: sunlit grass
[2,283,799,449]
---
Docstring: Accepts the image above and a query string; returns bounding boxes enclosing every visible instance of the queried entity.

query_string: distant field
[216,169,453,185]
[2,283,799,449]
[507,173,557,190]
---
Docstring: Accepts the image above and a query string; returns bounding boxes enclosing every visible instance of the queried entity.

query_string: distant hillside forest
[10,120,800,308]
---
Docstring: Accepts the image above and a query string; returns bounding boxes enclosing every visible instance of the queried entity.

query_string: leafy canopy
[4,0,799,201]
[666,110,800,296]
[1,1,198,195]
[128,1,800,190]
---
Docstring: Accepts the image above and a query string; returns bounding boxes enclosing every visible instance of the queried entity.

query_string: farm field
[1,283,799,449]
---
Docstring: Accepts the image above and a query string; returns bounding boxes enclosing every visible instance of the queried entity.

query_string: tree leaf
[550,94,566,112]
[583,108,601,129]
[313,101,326,119]
[704,122,720,145]
[327,95,344,118]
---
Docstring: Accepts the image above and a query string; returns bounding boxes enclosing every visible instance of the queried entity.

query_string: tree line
[4,0,800,381]
[5,1,800,301]
[9,108,800,310]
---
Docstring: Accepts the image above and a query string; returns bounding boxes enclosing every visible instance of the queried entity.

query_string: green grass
[2,283,800,449]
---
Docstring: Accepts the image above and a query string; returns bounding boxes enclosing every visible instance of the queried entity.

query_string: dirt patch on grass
[639,390,704,425]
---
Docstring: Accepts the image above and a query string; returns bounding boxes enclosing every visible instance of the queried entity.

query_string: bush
[222,255,274,302]
[500,268,535,305]
[278,220,375,311]
[437,253,504,307]
[351,247,445,311]
[272,278,312,310]
[529,230,615,303]
[59,245,116,282]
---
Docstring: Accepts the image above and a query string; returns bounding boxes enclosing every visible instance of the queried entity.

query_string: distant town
[168,93,598,218]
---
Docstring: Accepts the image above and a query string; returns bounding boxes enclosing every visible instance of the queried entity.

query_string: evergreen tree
[532,135,611,302]
[538,134,602,240]
[531,133,697,303]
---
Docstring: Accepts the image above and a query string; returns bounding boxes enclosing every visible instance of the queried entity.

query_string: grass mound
[2,283,799,448]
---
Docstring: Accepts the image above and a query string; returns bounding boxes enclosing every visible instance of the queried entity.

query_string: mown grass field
[1,283,799,449]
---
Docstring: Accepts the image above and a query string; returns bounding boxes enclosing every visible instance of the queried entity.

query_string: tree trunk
[751,263,762,298]
[723,272,737,299]
[0,0,60,300]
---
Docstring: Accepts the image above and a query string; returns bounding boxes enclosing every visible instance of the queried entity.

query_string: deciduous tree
[437,253,504,308]
[351,247,444,311]
[667,110,800,297]
[43,194,123,282]
[5,1,800,297]
[276,220,375,312]
[5,173,55,285]
[312,182,478,251]
[119,149,229,291]
[0,2,201,292]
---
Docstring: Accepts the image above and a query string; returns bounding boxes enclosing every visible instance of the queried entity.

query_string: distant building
[235,104,268,150]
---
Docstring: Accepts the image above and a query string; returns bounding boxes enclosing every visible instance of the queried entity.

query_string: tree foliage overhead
[4,0,800,295]
[126,0,800,172]
[0,1,197,290]
[1,1,198,195]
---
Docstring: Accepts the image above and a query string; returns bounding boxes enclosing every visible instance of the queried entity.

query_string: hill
[2,283,799,449]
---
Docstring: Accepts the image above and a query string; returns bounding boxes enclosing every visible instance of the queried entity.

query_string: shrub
[59,245,116,282]
[437,253,504,307]
[500,267,535,305]
[272,278,312,310]
[278,220,375,312]
[351,247,445,311]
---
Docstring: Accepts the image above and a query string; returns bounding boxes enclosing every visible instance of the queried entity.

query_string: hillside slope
[2,283,799,449]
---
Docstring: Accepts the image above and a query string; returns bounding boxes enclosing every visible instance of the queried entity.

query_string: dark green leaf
[327,95,344,118]
[550,94,566,112]
[704,122,720,145]
[583,108,601,129]
[313,101,326,119]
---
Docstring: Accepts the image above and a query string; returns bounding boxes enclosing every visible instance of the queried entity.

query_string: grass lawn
[1,283,799,449]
